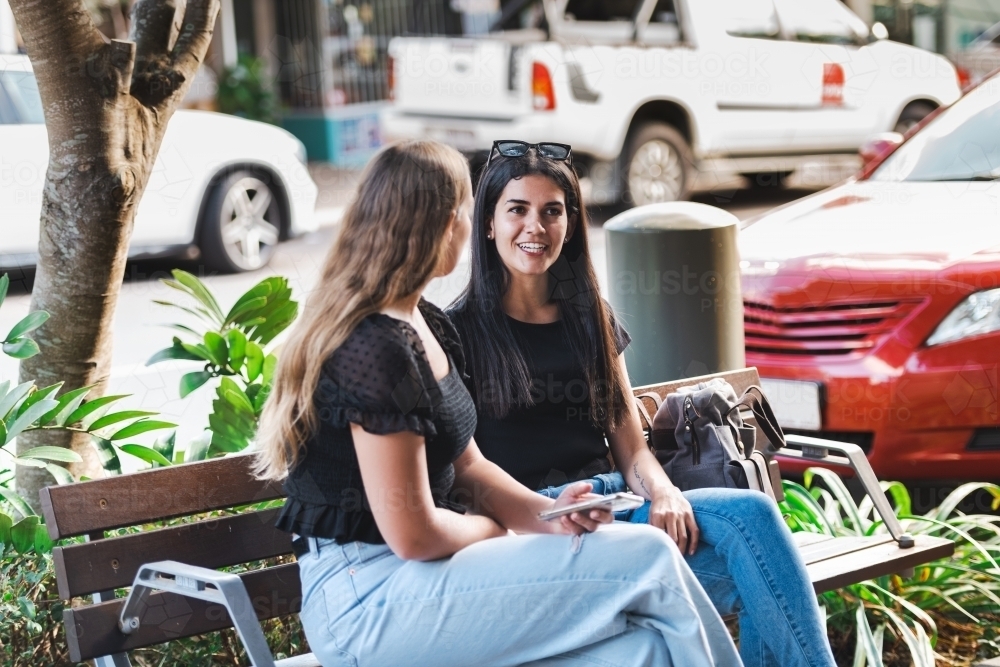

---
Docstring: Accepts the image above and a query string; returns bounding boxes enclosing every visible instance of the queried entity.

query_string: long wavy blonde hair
[253,140,471,480]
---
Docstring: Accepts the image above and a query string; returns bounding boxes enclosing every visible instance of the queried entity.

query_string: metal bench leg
[93,588,132,667]
[780,434,915,549]
[118,561,277,667]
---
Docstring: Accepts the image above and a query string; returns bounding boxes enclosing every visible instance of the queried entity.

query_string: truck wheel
[623,123,693,206]
[894,102,935,134]
[200,170,283,273]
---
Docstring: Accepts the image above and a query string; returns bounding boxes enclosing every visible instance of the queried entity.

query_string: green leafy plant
[146,270,296,460]
[217,54,279,124]
[0,274,175,483]
[781,471,1000,666]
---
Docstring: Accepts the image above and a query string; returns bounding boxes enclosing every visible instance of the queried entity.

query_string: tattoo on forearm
[633,462,651,497]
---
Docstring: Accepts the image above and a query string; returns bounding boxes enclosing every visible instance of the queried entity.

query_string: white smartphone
[537,492,645,521]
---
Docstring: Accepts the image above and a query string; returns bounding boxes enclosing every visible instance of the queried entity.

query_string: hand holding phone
[538,492,645,521]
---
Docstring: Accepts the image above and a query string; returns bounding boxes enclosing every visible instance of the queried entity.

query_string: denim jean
[296,523,742,667]
[539,474,836,667]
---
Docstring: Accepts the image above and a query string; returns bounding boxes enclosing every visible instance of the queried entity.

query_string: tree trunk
[11,0,220,509]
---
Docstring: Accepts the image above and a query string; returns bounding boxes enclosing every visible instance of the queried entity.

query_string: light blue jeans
[538,474,836,667]
[296,523,743,666]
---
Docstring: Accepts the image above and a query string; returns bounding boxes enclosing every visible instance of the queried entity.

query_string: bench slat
[53,508,291,599]
[39,454,283,540]
[64,563,302,663]
[791,532,835,548]
[634,368,762,403]
[799,535,896,565]
[809,535,954,594]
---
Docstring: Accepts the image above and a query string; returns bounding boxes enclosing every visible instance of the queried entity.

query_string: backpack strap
[733,385,786,453]
[634,392,661,433]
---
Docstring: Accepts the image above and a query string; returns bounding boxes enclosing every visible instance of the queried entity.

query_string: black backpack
[636,378,785,502]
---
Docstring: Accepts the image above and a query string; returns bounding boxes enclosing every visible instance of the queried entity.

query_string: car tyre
[622,123,693,206]
[200,170,283,273]
[893,102,935,135]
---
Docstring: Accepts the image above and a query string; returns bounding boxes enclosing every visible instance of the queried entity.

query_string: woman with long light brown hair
[254,140,740,667]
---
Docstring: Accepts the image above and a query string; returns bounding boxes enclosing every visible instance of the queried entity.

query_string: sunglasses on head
[486,140,573,168]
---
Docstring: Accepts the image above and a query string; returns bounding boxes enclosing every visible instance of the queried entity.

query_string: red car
[739,72,1000,482]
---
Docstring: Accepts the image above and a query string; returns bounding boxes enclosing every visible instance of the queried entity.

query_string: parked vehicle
[739,71,1000,481]
[950,21,1000,89]
[382,0,961,205]
[0,55,318,273]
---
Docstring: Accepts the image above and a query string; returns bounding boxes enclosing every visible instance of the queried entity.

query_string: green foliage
[146,270,296,463]
[0,274,174,482]
[780,472,1000,666]
[216,55,280,125]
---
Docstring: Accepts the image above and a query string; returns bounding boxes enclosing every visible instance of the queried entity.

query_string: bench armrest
[779,434,915,549]
[119,560,278,667]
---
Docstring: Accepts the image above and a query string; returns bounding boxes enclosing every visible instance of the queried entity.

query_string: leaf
[263,354,277,387]
[221,377,255,412]
[0,381,34,421]
[225,277,275,324]
[855,605,884,667]
[12,457,47,468]
[185,431,212,462]
[805,467,866,535]
[0,487,34,520]
[119,444,173,467]
[146,338,209,365]
[88,410,160,432]
[5,310,49,343]
[880,480,912,518]
[65,394,130,427]
[44,463,75,485]
[39,385,91,427]
[225,295,269,327]
[0,511,12,549]
[17,596,36,620]
[180,370,214,398]
[33,523,52,555]
[10,515,39,554]
[0,274,8,309]
[936,482,1000,521]
[108,419,177,441]
[153,430,176,463]
[0,421,5,445]
[2,338,40,359]
[4,399,60,442]
[16,382,62,419]
[169,270,225,322]
[203,331,229,367]
[226,329,247,371]
[245,341,264,381]
[252,383,271,414]
[17,446,82,463]
[91,438,122,475]
[152,299,219,327]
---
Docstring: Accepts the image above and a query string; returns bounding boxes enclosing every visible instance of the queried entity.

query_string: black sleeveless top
[275,300,477,544]
[448,305,630,490]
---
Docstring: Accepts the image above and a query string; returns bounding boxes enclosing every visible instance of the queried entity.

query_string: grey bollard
[605,202,745,387]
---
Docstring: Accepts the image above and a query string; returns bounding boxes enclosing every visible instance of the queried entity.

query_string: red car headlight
[926,288,1000,346]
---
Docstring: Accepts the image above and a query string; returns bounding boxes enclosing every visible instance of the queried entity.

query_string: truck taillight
[956,65,971,91]
[822,63,844,106]
[532,61,555,111]
[388,55,395,101]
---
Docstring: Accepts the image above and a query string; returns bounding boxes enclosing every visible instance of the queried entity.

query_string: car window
[707,0,779,39]
[0,71,44,124]
[773,0,867,45]
[564,0,641,22]
[491,0,546,31]
[870,76,1000,183]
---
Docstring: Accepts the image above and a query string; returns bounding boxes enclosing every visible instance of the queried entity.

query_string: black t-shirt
[275,299,477,544]
[449,308,631,490]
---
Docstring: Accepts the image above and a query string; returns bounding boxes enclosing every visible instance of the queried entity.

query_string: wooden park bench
[39,366,954,665]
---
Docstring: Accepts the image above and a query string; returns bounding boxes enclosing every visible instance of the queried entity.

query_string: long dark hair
[448,150,630,430]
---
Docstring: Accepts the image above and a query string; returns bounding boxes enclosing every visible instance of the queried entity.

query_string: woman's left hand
[648,484,699,555]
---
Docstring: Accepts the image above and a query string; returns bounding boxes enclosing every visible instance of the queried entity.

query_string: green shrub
[781,472,1000,666]
[217,55,279,125]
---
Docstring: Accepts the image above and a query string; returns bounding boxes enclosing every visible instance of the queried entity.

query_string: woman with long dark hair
[255,140,741,667]
[448,141,837,667]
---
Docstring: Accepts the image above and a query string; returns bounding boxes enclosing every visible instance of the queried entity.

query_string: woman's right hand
[548,481,614,535]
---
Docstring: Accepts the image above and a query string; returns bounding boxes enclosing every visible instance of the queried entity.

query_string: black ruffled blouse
[275,299,477,544]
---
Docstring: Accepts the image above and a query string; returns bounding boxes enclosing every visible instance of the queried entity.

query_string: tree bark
[11,0,220,509]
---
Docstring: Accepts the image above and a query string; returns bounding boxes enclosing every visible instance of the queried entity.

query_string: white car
[0,55,318,273]
[383,0,962,205]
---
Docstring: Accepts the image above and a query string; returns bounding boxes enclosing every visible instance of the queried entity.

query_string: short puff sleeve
[316,316,439,438]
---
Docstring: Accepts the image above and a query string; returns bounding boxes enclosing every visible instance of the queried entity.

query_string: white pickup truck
[382,0,961,205]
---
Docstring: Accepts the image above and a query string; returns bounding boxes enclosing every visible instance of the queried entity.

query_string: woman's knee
[686,488,782,527]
